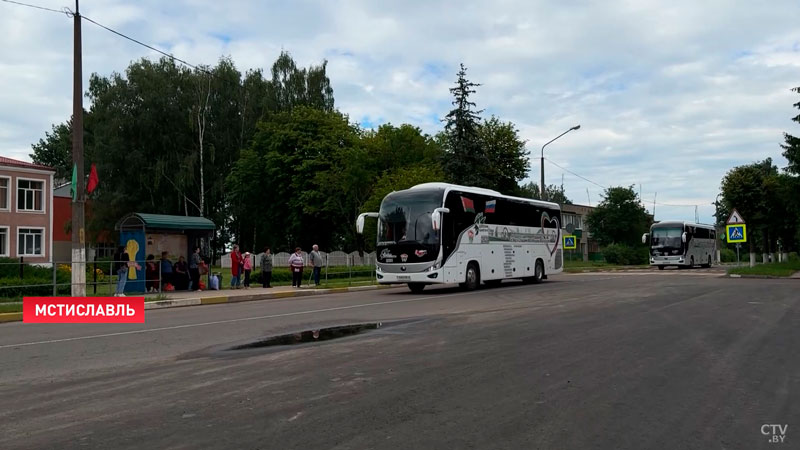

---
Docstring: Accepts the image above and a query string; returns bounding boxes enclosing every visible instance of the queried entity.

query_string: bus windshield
[378,190,442,245]
[651,227,683,255]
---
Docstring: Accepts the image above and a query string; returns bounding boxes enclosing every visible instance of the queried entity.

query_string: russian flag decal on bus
[485,200,496,213]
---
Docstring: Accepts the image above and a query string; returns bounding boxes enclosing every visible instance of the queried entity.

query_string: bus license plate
[397,275,411,281]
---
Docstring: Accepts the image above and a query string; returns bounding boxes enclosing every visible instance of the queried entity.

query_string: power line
[80,14,207,73]
[544,158,700,208]
[1,0,68,15]
[3,0,211,74]
[544,158,607,190]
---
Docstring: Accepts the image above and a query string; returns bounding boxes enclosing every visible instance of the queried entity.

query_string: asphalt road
[1,269,797,449]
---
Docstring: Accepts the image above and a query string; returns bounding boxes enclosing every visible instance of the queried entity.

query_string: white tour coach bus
[357,183,564,293]
[642,221,716,269]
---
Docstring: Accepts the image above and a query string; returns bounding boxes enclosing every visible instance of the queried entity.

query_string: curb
[0,285,395,322]
[0,312,23,323]
[144,285,393,311]
[726,274,798,279]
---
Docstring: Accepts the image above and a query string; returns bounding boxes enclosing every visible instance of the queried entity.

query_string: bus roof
[407,182,561,210]
[652,220,715,229]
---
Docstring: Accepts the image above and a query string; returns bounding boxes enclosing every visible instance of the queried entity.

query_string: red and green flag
[461,196,474,213]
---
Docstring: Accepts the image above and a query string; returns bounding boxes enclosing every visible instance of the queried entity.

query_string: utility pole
[653,192,657,221]
[540,125,580,200]
[71,0,86,296]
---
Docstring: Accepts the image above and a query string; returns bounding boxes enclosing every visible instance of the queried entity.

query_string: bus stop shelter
[115,213,215,293]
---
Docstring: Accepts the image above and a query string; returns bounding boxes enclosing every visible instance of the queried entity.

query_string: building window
[18,228,44,256]
[17,179,44,212]
[94,242,116,259]
[0,177,9,210]
[0,226,8,256]
[563,214,582,230]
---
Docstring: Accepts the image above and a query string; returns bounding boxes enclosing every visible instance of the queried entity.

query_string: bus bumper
[650,256,686,266]
[376,268,444,285]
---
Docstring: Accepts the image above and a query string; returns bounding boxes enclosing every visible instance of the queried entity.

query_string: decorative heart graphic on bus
[540,212,561,256]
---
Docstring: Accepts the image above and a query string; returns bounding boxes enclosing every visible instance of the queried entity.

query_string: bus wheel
[462,263,480,291]
[658,265,665,270]
[689,256,695,268]
[532,260,544,284]
[408,283,425,294]
[703,255,712,268]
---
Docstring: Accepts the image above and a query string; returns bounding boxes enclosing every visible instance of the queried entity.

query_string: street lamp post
[541,125,580,200]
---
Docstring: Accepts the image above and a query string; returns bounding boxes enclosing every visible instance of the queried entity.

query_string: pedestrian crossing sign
[563,235,577,249]
[726,224,747,243]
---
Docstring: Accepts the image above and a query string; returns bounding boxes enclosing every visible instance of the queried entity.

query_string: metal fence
[0,255,377,299]
[216,251,377,268]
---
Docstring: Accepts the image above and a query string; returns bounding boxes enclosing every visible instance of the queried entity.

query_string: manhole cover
[228,322,382,350]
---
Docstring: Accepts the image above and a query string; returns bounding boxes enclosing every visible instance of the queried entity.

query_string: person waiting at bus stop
[160,252,173,290]
[288,247,304,288]
[309,244,323,286]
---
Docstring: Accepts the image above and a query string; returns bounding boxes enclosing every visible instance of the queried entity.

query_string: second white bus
[642,221,716,269]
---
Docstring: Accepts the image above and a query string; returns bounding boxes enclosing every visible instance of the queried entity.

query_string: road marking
[0,284,539,350]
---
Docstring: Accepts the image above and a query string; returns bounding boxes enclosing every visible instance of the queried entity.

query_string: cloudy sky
[2,0,799,223]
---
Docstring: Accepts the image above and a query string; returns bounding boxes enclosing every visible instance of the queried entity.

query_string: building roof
[54,182,71,198]
[0,156,55,172]
[116,213,216,231]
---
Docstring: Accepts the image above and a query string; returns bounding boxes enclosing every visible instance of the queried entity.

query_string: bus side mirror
[681,232,687,243]
[356,212,379,235]
[431,207,450,231]
[641,233,648,244]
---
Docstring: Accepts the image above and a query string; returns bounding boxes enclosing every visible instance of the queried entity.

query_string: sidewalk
[143,282,392,310]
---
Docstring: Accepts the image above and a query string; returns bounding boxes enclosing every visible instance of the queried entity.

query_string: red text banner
[23,297,145,323]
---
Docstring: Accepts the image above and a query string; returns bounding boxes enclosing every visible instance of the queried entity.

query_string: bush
[720,248,737,263]
[602,244,649,265]
[0,277,70,299]
[788,252,799,262]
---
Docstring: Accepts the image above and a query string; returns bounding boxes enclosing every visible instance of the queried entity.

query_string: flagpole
[71,0,86,296]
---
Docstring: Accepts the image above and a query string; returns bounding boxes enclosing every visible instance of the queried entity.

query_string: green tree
[720,159,777,256]
[441,64,490,187]
[781,86,800,174]
[227,107,360,251]
[477,116,529,193]
[517,182,572,204]
[586,186,651,247]
[30,122,74,181]
[265,51,334,113]
[362,123,444,172]
[31,52,333,258]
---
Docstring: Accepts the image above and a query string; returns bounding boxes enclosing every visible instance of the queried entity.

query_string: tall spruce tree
[442,64,491,187]
[781,86,800,174]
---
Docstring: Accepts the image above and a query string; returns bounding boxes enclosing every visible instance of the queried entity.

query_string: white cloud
[1,0,799,224]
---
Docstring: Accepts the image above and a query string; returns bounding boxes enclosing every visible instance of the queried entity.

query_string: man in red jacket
[230,244,242,289]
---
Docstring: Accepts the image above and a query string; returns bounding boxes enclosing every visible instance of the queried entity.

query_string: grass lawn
[563,259,650,273]
[0,303,22,314]
[727,261,800,277]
